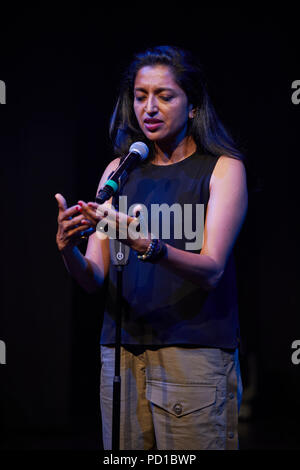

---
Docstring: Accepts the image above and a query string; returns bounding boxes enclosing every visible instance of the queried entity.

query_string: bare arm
[77,155,248,291]
[59,157,120,293]
[158,156,248,290]
[60,244,104,294]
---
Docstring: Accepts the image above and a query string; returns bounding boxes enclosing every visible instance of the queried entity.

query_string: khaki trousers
[100,345,242,450]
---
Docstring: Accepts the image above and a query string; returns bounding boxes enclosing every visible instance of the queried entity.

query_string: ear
[188,104,196,119]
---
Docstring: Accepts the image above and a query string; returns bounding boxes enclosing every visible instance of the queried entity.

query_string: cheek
[169,105,189,126]
[133,104,142,122]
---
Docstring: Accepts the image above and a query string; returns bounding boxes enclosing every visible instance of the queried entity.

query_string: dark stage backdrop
[0,6,299,450]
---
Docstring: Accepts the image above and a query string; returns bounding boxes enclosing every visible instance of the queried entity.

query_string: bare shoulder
[106,156,121,172]
[96,157,121,194]
[210,155,246,192]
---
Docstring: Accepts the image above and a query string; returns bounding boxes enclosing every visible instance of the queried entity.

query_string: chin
[144,131,167,142]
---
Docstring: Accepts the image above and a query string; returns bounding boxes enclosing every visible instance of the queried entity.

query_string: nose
[145,95,158,115]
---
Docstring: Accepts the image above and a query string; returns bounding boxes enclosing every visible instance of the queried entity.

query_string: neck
[152,135,197,166]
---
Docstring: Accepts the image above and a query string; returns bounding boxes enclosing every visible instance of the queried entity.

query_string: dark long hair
[109,45,244,161]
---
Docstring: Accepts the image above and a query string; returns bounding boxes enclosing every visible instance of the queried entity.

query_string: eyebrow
[134,87,175,94]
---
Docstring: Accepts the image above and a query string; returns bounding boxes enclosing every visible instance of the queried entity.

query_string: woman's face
[133,65,194,145]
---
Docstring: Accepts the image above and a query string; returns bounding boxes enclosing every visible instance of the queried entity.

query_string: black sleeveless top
[100,151,240,349]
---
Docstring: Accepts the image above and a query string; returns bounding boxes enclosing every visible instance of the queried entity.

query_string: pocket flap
[146,380,216,417]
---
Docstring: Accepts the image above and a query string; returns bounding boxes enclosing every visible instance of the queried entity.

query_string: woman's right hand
[55,193,95,252]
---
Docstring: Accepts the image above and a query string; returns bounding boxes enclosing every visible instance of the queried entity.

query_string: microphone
[95,142,149,204]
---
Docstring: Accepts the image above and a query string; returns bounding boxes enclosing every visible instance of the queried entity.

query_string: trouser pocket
[146,380,225,450]
[146,380,216,417]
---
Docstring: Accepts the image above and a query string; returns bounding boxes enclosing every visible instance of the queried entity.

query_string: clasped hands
[55,193,150,253]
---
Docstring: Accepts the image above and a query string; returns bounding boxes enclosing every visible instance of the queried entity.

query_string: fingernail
[78,201,83,206]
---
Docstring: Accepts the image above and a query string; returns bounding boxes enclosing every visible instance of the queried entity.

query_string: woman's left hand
[77,200,151,253]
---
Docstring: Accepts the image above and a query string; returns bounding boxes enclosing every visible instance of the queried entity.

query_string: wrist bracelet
[136,239,157,261]
[136,238,167,263]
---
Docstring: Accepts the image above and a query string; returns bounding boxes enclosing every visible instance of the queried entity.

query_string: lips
[144,118,163,131]
[144,118,163,124]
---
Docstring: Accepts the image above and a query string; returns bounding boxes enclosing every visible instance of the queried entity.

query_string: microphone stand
[109,239,130,451]
[95,143,149,449]
[103,174,130,451]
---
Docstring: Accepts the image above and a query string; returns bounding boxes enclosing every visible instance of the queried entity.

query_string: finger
[80,209,99,224]
[80,218,94,225]
[55,193,67,213]
[64,214,93,231]
[115,211,135,225]
[87,202,99,209]
[78,200,87,207]
[60,204,82,222]
[79,200,103,212]
[67,224,96,241]
[95,201,113,217]
[78,201,101,222]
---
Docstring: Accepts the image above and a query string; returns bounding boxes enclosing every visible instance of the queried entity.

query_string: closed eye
[160,95,173,102]
[134,95,146,102]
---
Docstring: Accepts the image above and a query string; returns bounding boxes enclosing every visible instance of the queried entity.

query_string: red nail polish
[78,201,83,206]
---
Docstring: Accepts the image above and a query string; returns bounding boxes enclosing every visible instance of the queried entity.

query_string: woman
[55,45,248,450]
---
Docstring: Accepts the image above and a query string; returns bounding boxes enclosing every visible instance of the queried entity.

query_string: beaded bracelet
[136,238,167,263]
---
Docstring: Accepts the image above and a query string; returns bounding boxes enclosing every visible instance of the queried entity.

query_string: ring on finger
[80,231,88,239]
[80,226,95,239]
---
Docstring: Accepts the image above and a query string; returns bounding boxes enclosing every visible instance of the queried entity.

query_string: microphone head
[129,141,149,161]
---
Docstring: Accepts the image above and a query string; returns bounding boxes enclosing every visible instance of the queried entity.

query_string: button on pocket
[173,403,183,415]
[146,380,216,418]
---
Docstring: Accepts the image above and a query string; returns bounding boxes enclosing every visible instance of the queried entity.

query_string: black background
[0,5,299,450]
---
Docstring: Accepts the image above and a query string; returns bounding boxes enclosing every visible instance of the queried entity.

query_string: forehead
[134,65,180,90]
